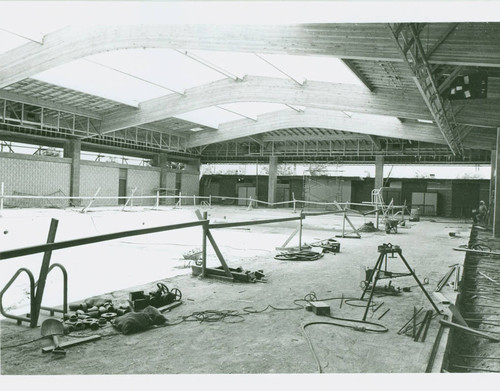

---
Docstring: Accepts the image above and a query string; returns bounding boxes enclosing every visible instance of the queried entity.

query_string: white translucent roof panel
[32,59,172,106]
[174,107,243,129]
[256,53,366,86]
[87,49,226,93]
[187,50,287,80]
[0,30,31,55]
[179,50,366,86]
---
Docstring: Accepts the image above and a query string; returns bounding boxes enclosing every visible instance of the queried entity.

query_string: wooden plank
[439,319,500,342]
[448,304,468,327]
[433,291,450,304]
[158,301,182,313]
[194,210,233,278]
[42,335,101,353]
[452,247,500,256]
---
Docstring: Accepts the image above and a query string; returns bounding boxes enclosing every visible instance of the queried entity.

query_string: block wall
[127,168,161,207]
[180,173,200,205]
[0,152,71,208]
[80,162,120,207]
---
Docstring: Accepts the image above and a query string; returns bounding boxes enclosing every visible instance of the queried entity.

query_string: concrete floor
[0,206,467,375]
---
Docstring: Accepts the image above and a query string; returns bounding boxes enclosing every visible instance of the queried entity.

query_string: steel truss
[0,98,190,154]
[389,23,464,156]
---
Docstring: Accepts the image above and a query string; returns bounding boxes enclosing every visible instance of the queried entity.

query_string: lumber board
[452,247,500,256]
[432,291,450,304]
[439,319,500,342]
[448,304,468,327]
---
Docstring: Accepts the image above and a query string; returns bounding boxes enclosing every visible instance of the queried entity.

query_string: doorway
[118,168,127,205]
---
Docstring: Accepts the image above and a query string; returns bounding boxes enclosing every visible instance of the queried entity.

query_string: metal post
[399,251,441,313]
[375,209,379,229]
[292,192,296,213]
[361,252,385,321]
[202,211,208,278]
[342,210,347,237]
[155,190,160,209]
[31,218,59,327]
[298,212,303,250]
[0,182,4,214]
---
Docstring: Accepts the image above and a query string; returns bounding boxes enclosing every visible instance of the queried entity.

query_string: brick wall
[0,152,71,208]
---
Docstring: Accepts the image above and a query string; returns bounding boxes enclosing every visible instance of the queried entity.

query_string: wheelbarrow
[41,318,66,356]
[385,218,399,234]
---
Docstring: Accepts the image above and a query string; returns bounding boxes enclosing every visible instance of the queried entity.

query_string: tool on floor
[360,243,441,321]
[41,318,66,356]
[148,283,182,308]
[435,264,461,292]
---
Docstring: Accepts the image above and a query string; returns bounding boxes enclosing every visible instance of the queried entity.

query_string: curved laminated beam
[187,108,448,148]
[0,24,402,89]
[98,76,430,135]
[1,23,499,90]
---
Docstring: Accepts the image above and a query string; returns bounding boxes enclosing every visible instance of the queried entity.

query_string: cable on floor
[274,250,324,261]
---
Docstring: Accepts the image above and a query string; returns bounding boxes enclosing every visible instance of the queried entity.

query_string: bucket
[409,208,420,221]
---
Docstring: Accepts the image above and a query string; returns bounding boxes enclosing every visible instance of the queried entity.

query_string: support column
[375,155,384,190]
[268,156,278,206]
[494,128,500,237]
[153,153,174,206]
[64,139,81,207]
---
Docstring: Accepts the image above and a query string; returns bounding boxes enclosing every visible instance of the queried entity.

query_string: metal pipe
[202,211,208,278]
[298,212,303,251]
[397,306,423,335]
[209,215,302,229]
[0,267,35,325]
[0,220,206,261]
[31,218,59,327]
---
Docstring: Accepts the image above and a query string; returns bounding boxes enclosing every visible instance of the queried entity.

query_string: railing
[0,217,208,327]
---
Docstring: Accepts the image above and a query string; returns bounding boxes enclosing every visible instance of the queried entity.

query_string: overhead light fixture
[190,127,204,132]
[417,119,433,124]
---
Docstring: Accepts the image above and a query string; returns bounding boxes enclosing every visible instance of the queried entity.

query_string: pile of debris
[358,221,379,232]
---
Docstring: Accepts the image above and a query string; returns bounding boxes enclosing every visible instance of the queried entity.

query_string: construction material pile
[358,221,379,232]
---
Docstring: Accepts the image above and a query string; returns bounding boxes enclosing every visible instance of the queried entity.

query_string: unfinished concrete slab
[0,206,469,374]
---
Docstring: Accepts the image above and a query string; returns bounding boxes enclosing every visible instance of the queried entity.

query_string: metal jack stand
[360,243,441,321]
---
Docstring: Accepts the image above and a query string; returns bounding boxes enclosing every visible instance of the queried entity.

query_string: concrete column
[494,128,500,237]
[268,156,278,206]
[374,155,384,190]
[64,139,81,206]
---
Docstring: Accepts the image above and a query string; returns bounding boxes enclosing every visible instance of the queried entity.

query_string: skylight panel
[174,107,243,129]
[0,30,31,55]
[32,59,171,106]
[87,49,226,93]
[187,50,287,80]
[256,54,366,86]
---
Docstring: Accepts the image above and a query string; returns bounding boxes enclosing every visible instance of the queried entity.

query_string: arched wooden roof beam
[1,23,499,89]
[97,76,430,136]
[187,108,448,148]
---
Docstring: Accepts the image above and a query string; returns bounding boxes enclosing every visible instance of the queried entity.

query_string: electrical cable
[1,336,45,349]
[274,250,323,261]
